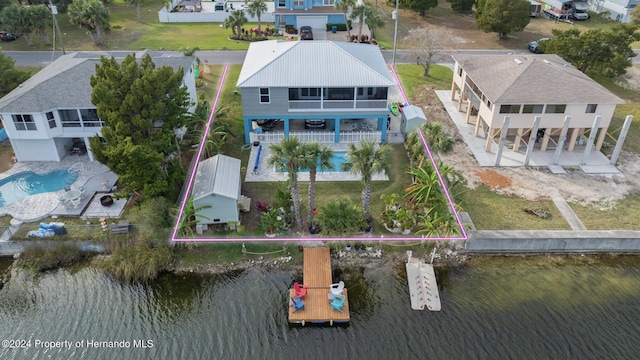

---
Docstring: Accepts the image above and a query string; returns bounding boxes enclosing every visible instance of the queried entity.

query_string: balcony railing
[250,130,382,144]
[288,99,388,111]
[463,83,482,110]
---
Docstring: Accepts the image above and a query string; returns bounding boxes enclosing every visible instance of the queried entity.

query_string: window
[323,0,334,4]
[326,88,354,100]
[260,88,270,103]
[289,88,299,100]
[310,88,319,97]
[278,0,285,7]
[357,88,363,96]
[545,104,566,114]
[499,104,521,114]
[293,0,303,5]
[80,108,102,127]
[12,114,36,131]
[586,104,597,113]
[522,104,543,114]
[59,109,81,127]
[46,111,57,129]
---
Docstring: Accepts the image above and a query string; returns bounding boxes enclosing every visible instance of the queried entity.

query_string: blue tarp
[0,128,7,142]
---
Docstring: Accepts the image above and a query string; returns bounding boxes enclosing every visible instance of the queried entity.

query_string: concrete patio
[0,154,123,223]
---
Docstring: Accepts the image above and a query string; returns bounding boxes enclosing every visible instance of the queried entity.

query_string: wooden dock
[288,247,350,325]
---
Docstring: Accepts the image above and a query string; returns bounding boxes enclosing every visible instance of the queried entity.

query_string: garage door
[297,16,327,29]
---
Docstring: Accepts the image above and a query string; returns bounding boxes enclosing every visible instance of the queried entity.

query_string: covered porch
[243,116,387,144]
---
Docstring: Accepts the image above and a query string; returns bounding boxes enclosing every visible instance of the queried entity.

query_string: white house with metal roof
[450,53,624,157]
[273,0,349,32]
[191,154,242,225]
[0,51,198,162]
[237,40,395,144]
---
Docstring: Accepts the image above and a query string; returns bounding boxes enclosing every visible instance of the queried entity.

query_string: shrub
[317,199,366,235]
[17,245,90,273]
[195,78,206,88]
[127,197,174,239]
[107,241,173,282]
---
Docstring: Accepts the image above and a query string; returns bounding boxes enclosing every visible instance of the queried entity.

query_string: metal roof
[0,51,195,113]
[451,54,624,105]
[236,40,395,88]
[192,154,241,201]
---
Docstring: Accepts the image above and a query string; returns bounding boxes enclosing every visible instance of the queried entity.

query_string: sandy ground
[413,85,640,210]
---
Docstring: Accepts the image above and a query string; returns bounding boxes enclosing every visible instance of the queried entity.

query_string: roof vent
[513,58,523,65]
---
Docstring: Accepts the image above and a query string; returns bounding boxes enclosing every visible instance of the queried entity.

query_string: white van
[571,1,589,20]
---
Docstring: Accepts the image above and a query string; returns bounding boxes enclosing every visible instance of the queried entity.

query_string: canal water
[1,255,639,359]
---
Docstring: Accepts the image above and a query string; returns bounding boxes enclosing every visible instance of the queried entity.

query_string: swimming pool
[282,152,348,173]
[0,170,79,207]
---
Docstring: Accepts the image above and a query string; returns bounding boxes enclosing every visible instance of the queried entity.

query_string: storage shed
[401,105,427,137]
[192,154,241,225]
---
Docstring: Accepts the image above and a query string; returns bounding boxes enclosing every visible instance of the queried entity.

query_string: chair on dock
[291,296,305,312]
[330,281,345,296]
[331,294,345,312]
[294,282,307,300]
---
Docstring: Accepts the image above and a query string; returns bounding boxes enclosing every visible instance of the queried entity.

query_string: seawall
[467,230,640,253]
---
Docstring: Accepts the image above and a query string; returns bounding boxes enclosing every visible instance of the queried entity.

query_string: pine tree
[89,54,191,198]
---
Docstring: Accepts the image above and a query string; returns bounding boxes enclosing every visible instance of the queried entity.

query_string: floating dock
[288,247,350,325]
[406,254,441,311]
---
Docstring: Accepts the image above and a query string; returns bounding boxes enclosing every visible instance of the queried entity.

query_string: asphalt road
[5,48,640,67]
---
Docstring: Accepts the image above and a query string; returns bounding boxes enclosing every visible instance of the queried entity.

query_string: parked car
[300,26,313,40]
[570,1,590,20]
[528,38,548,54]
[305,119,326,129]
[0,31,20,41]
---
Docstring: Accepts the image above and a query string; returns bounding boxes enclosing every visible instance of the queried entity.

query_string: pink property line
[171,64,467,242]
[388,63,409,106]
[171,64,229,242]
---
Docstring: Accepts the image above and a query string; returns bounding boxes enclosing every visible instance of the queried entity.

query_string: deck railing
[250,131,382,144]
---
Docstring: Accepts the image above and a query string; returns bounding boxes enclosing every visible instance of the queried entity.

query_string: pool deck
[0,154,122,223]
[245,143,390,183]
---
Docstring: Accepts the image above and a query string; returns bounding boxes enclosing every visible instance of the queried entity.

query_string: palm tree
[364,11,384,40]
[1,5,34,46]
[129,0,145,23]
[342,140,390,220]
[407,122,454,166]
[334,0,355,41]
[247,0,267,34]
[423,122,455,155]
[405,165,444,205]
[68,0,111,46]
[267,137,311,231]
[178,196,211,237]
[28,5,51,45]
[302,142,334,225]
[223,10,248,39]
[202,124,228,158]
[350,3,373,42]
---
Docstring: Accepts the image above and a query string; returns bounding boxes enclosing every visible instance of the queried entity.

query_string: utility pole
[392,0,399,66]
[50,0,65,55]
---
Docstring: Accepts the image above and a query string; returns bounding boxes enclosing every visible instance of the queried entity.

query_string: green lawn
[569,192,640,230]
[174,241,304,266]
[459,186,571,230]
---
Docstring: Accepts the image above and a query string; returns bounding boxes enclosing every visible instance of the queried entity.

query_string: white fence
[250,131,382,144]
[158,1,275,23]
[159,8,274,23]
